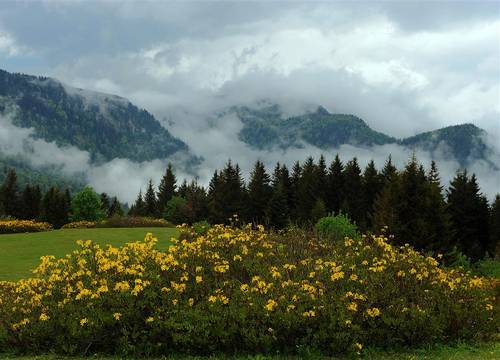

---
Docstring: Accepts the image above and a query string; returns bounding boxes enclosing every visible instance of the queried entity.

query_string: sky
[0,1,499,201]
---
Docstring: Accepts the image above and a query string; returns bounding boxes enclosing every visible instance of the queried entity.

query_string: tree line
[0,169,123,228]
[129,156,500,261]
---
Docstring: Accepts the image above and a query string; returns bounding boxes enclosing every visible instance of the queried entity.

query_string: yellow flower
[208,295,217,303]
[188,298,194,306]
[397,270,405,277]
[331,271,345,281]
[347,302,358,312]
[366,307,381,317]
[354,343,363,351]
[80,318,88,326]
[302,310,316,317]
[113,312,122,320]
[233,255,242,261]
[265,299,277,311]
[240,284,249,292]
[145,317,154,323]
[196,276,203,283]
[486,304,493,311]
[350,274,358,281]
[39,313,50,321]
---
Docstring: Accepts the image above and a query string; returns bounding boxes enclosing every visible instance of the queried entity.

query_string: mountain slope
[222,103,492,166]
[0,69,188,163]
[227,104,396,150]
[400,124,490,164]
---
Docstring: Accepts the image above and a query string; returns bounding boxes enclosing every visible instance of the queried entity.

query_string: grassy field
[0,227,178,281]
[0,341,498,359]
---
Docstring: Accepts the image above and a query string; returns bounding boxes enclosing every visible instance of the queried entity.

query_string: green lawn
[0,341,498,359]
[0,227,178,281]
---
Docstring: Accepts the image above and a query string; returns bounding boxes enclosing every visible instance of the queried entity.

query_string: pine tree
[100,193,111,217]
[289,161,302,222]
[341,158,363,225]
[144,180,158,217]
[130,190,146,217]
[1,169,20,218]
[177,180,189,199]
[425,161,453,253]
[361,160,383,229]
[40,187,69,228]
[371,156,400,234]
[108,197,124,217]
[267,183,289,229]
[247,160,272,225]
[157,163,177,214]
[327,155,344,214]
[20,184,41,220]
[184,180,208,223]
[219,161,247,222]
[311,198,327,223]
[316,155,328,204]
[490,194,500,258]
[208,170,224,224]
[447,171,490,261]
[296,157,318,223]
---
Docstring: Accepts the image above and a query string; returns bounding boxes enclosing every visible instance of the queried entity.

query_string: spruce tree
[425,161,453,253]
[296,157,318,223]
[267,183,289,229]
[108,197,124,217]
[490,194,500,258]
[361,160,383,229]
[131,190,146,217]
[341,158,363,225]
[289,161,302,222]
[144,180,158,217]
[21,184,41,220]
[208,170,225,224]
[371,156,400,234]
[41,187,69,228]
[1,169,20,218]
[248,160,272,225]
[316,155,328,204]
[327,155,344,214]
[447,171,490,261]
[100,193,111,218]
[157,163,177,214]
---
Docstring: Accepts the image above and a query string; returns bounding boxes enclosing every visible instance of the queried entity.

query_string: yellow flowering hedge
[61,221,97,229]
[0,220,53,234]
[0,225,498,356]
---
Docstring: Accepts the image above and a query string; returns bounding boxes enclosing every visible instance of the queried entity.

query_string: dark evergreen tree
[40,187,69,228]
[296,157,318,223]
[267,183,289,229]
[447,171,490,261]
[327,154,344,214]
[20,184,42,220]
[289,161,302,222]
[311,198,327,223]
[341,158,363,225]
[177,180,189,199]
[184,180,209,223]
[207,170,224,224]
[144,179,158,217]
[157,163,177,214]
[361,160,383,229]
[490,194,500,258]
[372,156,400,234]
[220,161,247,222]
[247,160,272,225]
[425,161,453,253]
[130,190,146,216]
[1,169,21,218]
[108,197,124,217]
[316,155,328,204]
[100,193,111,217]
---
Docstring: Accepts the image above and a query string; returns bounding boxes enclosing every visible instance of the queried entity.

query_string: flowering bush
[0,225,497,356]
[61,221,97,229]
[97,216,172,228]
[0,220,53,234]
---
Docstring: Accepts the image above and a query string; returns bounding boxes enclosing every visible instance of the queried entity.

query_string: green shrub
[61,220,96,229]
[315,213,359,242]
[192,220,211,235]
[70,187,105,222]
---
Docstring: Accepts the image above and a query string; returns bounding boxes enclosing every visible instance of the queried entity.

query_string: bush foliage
[0,220,53,234]
[96,216,172,228]
[61,221,97,229]
[0,225,497,356]
[315,213,359,243]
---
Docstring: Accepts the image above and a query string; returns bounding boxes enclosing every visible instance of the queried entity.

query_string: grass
[0,227,178,281]
[0,341,498,359]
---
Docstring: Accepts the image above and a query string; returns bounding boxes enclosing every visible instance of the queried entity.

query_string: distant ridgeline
[225,103,492,167]
[0,69,188,163]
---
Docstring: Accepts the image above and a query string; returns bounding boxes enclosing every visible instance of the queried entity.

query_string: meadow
[0,227,177,281]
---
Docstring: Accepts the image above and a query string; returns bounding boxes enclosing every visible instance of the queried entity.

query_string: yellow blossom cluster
[0,219,53,234]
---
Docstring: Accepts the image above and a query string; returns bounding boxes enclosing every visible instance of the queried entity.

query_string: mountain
[400,124,490,164]
[220,103,492,166]
[0,69,188,163]
[229,104,396,150]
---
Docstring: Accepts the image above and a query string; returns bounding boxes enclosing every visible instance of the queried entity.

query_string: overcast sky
[0,1,499,200]
[1,1,498,137]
